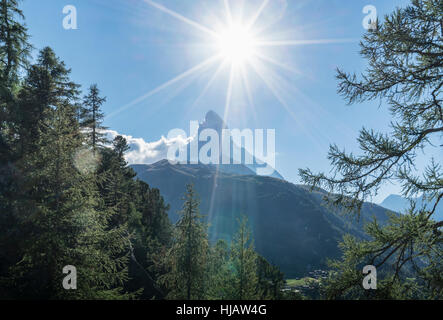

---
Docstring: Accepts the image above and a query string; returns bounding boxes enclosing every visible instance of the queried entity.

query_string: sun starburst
[215,22,257,66]
[107,0,356,124]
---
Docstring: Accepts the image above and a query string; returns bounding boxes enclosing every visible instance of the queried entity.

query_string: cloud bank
[105,130,191,165]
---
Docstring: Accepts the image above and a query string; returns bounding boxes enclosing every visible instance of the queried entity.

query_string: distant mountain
[380,195,410,213]
[132,160,391,277]
[192,110,284,180]
[381,194,443,221]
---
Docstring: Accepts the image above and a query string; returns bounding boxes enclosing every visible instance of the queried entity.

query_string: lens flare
[216,23,256,65]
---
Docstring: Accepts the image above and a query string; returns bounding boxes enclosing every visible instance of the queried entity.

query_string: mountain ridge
[131,160,392,277]
[194,110,284,180]
[381,194,443,221]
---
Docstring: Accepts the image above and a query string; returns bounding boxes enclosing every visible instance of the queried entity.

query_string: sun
[216,23,257,66]
[108,0,354,122]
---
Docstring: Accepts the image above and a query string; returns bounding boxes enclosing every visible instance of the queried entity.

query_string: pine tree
[0,0,30,179]
[0,0,30,298]
[0,0,177,300]
[0,0,30,85]
[126,180,173,299]
[0,0,28,155]
[228,216,259,300]
[80,84,108,152]
[160,184,209,300]
[206,239,233,300]
[256,256,285,300]
[98,135,136,227]
[3,47,130,299]
[300,0,443,299]
[14,47,80,155]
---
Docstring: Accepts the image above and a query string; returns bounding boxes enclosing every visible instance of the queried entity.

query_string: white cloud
[104,129,192,165]
[102,129,280,178]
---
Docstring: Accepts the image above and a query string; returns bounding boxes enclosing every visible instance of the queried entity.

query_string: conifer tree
[206,239,233,300]
[98,136,135,227]
[14,47,80,155]
[256,256,285,300]
[3,47,130,299]
[95,137,174,299]
[0,0,29,85]
[0,0,29,165]
[80,84,108,152]
[126,180,173,299]
[0,0,30,298]
[228,216,259,300]
[300,0,443,299]
[161,184,209,300]
[0,0,176,300]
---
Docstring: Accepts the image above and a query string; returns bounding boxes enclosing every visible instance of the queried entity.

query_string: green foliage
[0,47,130,299]
[0,0,30,298]
[158,191,284,300]
[80,84,108,151]
[0,0,287,301]
[0,0,30,85]
[133,161,390,279]
[227,216,260,300]
[160,184,209,300]
[324,212,441,299]
[205,239,233,299]
[300,0,443,299]
[0,3,174,298]
[98,136,136,226]
[127,180,173,299]
[257,255,285,300]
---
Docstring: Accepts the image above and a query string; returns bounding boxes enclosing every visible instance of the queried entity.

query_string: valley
[132,160,392,278]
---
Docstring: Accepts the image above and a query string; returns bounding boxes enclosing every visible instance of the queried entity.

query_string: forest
[0,0,288,300]
[0,0,442,300]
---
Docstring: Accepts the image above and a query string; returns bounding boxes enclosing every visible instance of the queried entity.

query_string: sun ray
[223,0,233,25]
[240,64,259,124]
[253,52,301,75]
[250,60,332,151]
[191,60,228,110]
[111,0,360,147]
[106,54,221,119]
[183,62,227,123]
[256,38,358,47]
[240,65,254,108]
[223,64,235,126]
[283,78,357,144]
[249,59,298,122]
[143,0,218,38]
[247,0,269,29]
[207,166,221,241]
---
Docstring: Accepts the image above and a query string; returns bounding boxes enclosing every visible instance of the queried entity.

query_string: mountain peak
[205,110,222,122]
[198,110,284,180]
[201,110,227,132]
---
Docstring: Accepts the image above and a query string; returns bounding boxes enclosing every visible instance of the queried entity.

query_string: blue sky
[21,0,429,203]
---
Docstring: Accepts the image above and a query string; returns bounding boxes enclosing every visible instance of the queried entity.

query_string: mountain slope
[381,194,443,222]
[193,110,284,180]
[132,160,391,277]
